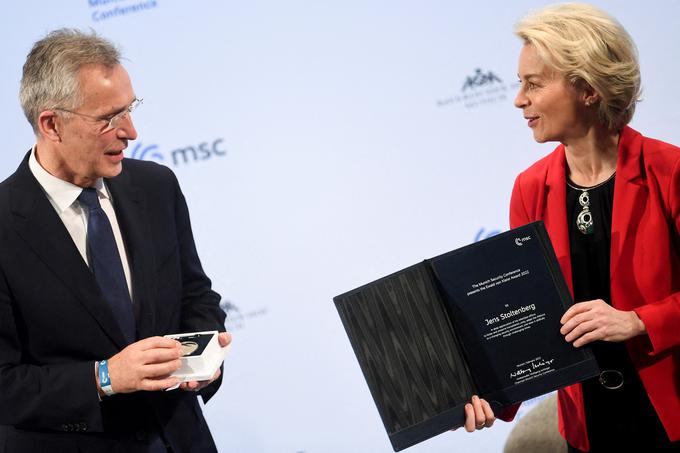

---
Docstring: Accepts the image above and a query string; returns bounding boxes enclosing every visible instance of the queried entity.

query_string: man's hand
[451,395,495,432]
[560,299,646,347]
[99,336,183,395]
[180,331,232,392]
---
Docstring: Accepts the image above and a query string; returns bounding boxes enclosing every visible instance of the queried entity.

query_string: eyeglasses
[54,98,143,133]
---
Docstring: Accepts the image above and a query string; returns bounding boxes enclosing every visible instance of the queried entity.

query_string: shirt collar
[28,145,110,212]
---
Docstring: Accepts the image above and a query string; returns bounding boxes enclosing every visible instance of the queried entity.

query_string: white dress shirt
[28,146,133,298]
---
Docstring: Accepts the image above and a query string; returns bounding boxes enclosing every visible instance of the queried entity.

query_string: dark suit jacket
[509,126,680,451]
[0,154,226,453]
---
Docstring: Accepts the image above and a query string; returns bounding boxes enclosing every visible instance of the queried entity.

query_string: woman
[464,3,680,451]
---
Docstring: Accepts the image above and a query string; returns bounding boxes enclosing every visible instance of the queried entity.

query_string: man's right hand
[97,337,183,395]
[451,395,496,432]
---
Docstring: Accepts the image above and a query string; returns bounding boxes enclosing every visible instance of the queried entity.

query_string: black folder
[334,221,599,451]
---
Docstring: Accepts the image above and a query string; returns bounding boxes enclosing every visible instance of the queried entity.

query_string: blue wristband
[97,360,115,396]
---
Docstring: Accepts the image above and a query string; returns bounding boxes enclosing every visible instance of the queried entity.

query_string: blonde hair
[515,3,641,131]
[20,28,121,135]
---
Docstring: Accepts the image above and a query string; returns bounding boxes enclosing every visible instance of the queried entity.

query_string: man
[0,29,230,452]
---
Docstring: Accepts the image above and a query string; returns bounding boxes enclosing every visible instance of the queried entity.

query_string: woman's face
[514,43,589,144]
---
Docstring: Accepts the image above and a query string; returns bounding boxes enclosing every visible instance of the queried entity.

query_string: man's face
[54,63,138,187]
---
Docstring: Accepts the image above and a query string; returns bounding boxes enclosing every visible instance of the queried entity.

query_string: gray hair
[20,28,121,134]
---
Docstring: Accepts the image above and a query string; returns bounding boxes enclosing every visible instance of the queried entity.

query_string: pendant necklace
[567,172,615,235]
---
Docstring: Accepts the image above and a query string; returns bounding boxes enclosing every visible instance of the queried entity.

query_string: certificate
[334,222,598,451]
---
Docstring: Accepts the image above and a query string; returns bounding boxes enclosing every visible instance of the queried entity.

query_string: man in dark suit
[0,29,230,452]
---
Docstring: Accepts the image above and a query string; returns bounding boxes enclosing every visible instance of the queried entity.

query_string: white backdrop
[1,1,679,452]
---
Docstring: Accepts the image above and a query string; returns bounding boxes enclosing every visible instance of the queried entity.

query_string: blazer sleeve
[633,157,680,355]
[169,173,226,402]
[170,176,225,333]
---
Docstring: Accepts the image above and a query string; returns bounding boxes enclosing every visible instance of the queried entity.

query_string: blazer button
[79,422,88,432]
[61,423,70,432]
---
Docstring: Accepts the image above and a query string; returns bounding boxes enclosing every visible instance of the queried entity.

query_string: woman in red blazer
[464,3,680,452]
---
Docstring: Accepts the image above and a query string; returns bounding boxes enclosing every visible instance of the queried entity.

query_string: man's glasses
[54,98,143,133]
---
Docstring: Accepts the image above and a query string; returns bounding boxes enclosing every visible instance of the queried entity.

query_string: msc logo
[130,138,227,167]
[514,235,532,246]
[131,143,163,162]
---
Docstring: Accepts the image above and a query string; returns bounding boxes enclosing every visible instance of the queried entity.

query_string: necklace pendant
[577,208,594,234]
[576,189,594,234]
[578,191,590,207]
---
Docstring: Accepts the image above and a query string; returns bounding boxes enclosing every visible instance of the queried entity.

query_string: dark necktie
[78,188,136,343]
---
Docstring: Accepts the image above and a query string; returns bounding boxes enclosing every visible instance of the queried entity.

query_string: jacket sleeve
[170,173,226,402]
[170,176,225,333]
[633,157,680,355]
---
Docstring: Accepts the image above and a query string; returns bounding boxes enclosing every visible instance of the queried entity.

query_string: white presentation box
[164,330,228,382]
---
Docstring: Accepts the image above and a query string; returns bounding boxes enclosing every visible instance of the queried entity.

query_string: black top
[566,175,676,452]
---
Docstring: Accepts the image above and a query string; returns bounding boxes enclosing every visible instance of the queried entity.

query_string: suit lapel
[610,127,646,290]
[9,156,129,349]
[544,146,574,295]
[106,162,158,339]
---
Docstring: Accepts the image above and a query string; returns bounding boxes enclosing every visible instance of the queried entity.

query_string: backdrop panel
[1,1,679,451]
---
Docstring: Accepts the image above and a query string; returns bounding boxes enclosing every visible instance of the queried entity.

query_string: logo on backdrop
[437,68,519,109]
[129,138,228,167]
[88,0,159,22]
[463,68,502,91]
[220,299,268,332]
[475,227,501,242]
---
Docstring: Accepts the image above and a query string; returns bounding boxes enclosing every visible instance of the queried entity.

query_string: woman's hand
[560,299,646,347]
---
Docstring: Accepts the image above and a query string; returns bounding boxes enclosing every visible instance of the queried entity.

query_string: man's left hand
[560,299,646,347]
[180,332,231,392]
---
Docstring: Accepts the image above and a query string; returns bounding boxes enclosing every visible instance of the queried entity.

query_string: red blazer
[508,126,680,451]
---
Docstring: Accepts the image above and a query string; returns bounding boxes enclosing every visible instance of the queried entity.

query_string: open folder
[334,221,598,451]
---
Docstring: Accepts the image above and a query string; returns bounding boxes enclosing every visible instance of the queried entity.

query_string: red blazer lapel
[544,146,574,296]
[610,127,647,310]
